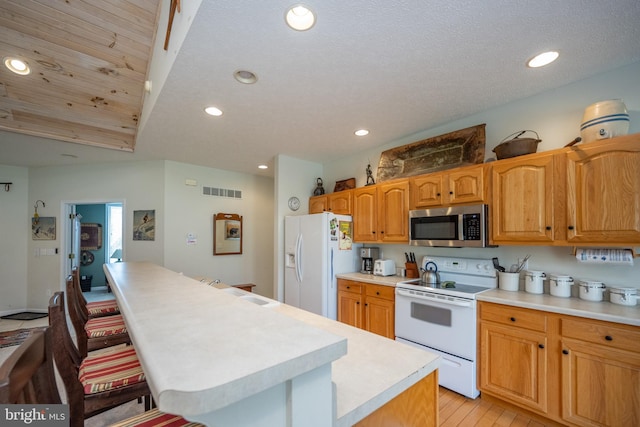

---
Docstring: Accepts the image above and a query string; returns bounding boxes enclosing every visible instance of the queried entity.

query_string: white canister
[524,270,546,294]
[549,274,574,298]
[578,280,606,302]
[580,99,630,143]
[609,287,638,306]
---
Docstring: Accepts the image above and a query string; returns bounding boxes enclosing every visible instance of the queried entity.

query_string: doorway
[64,201,123,292]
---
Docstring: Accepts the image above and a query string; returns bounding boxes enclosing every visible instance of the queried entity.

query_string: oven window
[410,302,452,326]
[411,216,457,240]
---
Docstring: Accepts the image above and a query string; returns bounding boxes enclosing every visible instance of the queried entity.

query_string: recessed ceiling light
[527,51,559,68]
[234,70,258,84]
[258,164,268,170]
[4,57,30,75]
[355,129,369,136]
[285,5,316,31]
[204,106,223,116]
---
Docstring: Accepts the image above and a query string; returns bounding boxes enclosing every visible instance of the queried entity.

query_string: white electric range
[395,255,497,398]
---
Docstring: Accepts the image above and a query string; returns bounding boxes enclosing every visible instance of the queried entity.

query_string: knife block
[405,263,419,278]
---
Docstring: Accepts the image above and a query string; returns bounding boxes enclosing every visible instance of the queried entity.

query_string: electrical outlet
[517,257,529,271]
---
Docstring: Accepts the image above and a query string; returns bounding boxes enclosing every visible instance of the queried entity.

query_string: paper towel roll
[575,248,634,265]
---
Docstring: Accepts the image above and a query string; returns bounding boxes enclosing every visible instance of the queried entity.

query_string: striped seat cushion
[86,299,120,316]
[85,314,127,338]
[109,408,203,427]
[79,346,145,394]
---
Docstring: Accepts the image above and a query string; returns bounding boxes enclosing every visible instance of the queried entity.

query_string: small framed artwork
[32,217,56,240]
[133,210,155,241]
[80,223,102,250]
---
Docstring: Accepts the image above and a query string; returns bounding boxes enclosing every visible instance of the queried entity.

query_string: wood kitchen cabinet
[560,317,640,427]
[564,134,640,244]
[337,279,395,339]
[490,153,558,244]
[353,180,409,243]
[479,301,640,426]
[309,190,353,215]
[479,303,549,414]
[410,163,488,209]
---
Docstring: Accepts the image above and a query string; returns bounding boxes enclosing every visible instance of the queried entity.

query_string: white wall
[0,165,29,313]
[321,61,640,289]
[163,161,274,296]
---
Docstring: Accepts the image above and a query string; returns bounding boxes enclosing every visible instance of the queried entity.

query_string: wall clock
[288,196,301,211]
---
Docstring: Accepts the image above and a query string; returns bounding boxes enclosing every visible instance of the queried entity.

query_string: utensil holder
[405,263,419,278]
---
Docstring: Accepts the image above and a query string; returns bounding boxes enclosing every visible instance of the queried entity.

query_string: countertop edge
[477,289,640,327]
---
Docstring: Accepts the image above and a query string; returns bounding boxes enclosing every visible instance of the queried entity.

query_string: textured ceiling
[1,1,640,177]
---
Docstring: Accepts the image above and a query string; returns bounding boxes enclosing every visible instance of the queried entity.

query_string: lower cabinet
[337,279,395,339]
[479,301,640,426]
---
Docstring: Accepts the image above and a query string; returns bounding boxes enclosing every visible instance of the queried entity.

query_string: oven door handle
[396,288,474,307]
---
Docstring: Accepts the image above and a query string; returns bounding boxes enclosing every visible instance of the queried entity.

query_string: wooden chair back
[65,275,90,357]
[0,327,61,405]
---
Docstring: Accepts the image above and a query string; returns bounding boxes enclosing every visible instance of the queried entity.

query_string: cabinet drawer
[561,317,640,353]
[479,302,547,332]
[365,284,395,300]
[338,280,363,294]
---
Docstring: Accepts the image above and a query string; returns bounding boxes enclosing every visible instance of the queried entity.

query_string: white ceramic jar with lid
[609,287,638,306]
[549,274,574,298]
[524,270,546,294]
[578,280,606,301]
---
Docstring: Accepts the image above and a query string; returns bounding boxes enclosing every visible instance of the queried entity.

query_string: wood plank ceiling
[0,0,160,152]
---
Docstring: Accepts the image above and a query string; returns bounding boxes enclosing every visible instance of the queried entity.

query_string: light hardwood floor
[439,387,551,427]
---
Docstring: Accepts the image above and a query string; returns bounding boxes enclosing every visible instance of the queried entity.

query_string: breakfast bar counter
[104,262,439,426]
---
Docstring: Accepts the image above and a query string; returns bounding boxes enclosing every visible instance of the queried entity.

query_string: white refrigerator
[285,213,359,320]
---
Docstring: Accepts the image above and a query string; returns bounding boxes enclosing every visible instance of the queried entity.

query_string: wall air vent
[202,186,242,199]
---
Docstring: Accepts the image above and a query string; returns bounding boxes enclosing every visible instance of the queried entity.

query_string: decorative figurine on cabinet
[313,178,325,196]
[365,164,375,186]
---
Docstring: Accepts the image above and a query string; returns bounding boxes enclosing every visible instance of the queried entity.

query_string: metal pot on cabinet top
[313,178,325,196]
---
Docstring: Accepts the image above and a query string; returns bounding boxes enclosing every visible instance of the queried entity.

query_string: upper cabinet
[491,153,558,244]
[564,135,640,244]
[410,164,488,209]
[353,180,409,243]
[309,190,353,215]
[491,132,640,246]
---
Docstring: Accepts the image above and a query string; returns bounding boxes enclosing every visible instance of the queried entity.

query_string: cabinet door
[353,186,378,242]
[338,291,363,328]
[446,164,487,205]
[365,296,395,339]
[561,338,640,427]
[309,195,327,214]
[491,153,555,244]
[410,174,443,209]
[479,321,548,414]
[378,180,409,243]
[328,191,352,215]
[565,136,640,243]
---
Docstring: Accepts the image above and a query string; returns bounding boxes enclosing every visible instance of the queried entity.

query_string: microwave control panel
[462,213,482,240]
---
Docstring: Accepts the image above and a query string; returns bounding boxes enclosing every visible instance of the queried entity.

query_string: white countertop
[105,262,439,425]
[104,262,347,417]
[477,289,640,327]
[336,272,405,287]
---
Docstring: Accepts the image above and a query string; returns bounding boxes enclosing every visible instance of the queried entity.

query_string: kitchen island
[104,262,439,426]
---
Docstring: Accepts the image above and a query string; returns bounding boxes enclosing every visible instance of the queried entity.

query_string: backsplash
[371,244,640,290]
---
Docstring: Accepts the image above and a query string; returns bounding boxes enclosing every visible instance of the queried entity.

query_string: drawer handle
[436,192,441,196]
[346,286,350,289]
[376,291,380,295]
[545,226,551,230]
[605,335,613,341]
[568,225,575,230]
[538,344,545,349]
[562,349,569,355]
[510,317,516,322]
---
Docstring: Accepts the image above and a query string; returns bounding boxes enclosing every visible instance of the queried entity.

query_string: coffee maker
[360,247,379,274]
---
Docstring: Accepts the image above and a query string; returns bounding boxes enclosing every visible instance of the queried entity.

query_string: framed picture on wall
[133,210,155,241]
[32,217,56,240]
[80,223,102,250]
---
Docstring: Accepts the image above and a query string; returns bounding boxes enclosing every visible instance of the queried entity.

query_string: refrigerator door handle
[295,234,303,282]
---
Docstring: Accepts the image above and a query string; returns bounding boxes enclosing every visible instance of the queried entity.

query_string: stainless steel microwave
[409,204,490,247]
